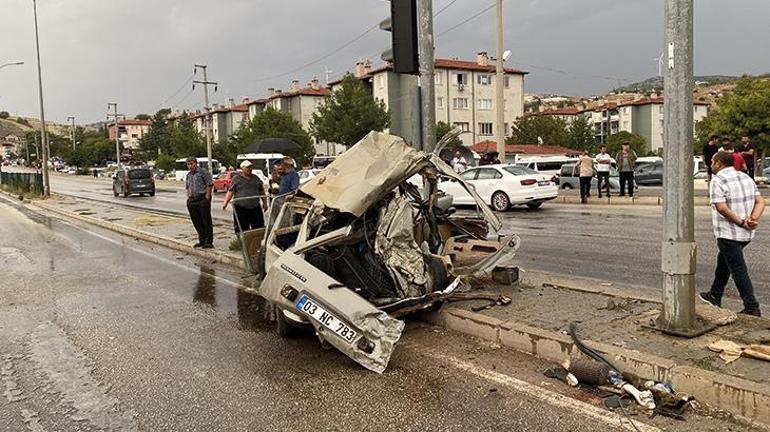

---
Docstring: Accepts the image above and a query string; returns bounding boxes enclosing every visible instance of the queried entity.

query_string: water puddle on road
[192,265,273,332]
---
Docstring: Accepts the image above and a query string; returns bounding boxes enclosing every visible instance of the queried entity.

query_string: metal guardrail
[0,171,44,195]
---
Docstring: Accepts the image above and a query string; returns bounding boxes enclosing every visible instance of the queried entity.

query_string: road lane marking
[407,345,662,432]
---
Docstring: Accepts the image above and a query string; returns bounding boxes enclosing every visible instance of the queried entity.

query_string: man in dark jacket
[703,135,719,181]
[614,142,637,197]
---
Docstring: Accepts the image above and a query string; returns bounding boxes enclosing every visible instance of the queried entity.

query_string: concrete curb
[425,307,770,427]
[553,195,711,206]
[34,200,246,270]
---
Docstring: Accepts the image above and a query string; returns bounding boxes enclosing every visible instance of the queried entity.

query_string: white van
[174,157,221,181]
[514,156,578,182]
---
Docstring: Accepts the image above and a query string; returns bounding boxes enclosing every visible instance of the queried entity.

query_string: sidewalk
[427,269,770,427]
[16,192,770,428]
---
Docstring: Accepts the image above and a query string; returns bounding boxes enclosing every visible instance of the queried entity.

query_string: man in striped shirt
[699,151,765,317]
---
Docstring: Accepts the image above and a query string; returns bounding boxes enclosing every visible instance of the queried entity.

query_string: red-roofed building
[331,52,528,147]
[108,119,152,150]
[471,140,580,159]
[533,107,582,125]
[615,96,709,152]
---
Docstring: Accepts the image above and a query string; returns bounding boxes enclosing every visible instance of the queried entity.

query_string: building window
[452,98,469,109]
[477,99,493,110]
[455,73,468,86]
[453,122,470,132]
[504,76,510,88]
[623,121,629,129]
[435,74,442,85]
[437,97,444,109]
[377,75,385,89]
[477,74,492,85]
[659,106,664,114]
[504,122,509,136]
[479,122,493,135]
[623,107,629,114]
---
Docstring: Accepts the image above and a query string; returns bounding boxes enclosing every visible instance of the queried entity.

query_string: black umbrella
[245,138,301,154]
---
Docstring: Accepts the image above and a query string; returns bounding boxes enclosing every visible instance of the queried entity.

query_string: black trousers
[747,164,755,180]
[619,172,634,197]
[579,177,592,201]
[596,172,610,197]
[709,238,759,311]
[187,196,213,246]
[233,205,265,233]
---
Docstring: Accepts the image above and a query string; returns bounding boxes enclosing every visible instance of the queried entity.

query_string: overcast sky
[1,0,769,124]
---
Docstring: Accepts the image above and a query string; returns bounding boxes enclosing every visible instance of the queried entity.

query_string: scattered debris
[695,304,738,326]
[491,266,519,285]
[708,340,770,363]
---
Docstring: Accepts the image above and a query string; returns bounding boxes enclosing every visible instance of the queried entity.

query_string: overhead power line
[436,1,497,38]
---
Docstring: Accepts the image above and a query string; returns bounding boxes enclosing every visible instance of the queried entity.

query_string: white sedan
[439,164,558,211]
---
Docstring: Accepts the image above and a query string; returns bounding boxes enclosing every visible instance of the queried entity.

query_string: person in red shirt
[722,141,747,172]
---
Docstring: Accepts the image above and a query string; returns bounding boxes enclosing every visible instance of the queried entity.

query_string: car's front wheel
[561,183,573,190]
[491,191,510,212]
[275,306,302,338]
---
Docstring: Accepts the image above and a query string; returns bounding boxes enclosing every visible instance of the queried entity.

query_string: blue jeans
[709,238,759,311]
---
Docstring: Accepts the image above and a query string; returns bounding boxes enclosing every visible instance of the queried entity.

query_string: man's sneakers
[698,292,722,308]
[193,243,202,248]
[201,244,214,249]
[738,308,762,317]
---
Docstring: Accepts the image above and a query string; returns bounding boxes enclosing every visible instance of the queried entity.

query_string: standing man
[452,151,468,171]
[185,157,214,249]
[595,145,612,198]
[738,136,756,180]
[722,141,747,172]
[278,157,300,195]
[574,150,594,204]
[699,151,765,317]
[222,160,268,233]
[615,142,637,197]
[703,135,719,182]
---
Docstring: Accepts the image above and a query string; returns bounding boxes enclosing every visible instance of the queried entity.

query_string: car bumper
[510,186,558,204]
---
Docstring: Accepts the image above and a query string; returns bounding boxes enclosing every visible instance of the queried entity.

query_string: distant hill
[615,75,742,93]
[0,118,32,138]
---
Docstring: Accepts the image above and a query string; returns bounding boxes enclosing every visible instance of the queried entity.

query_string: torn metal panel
[301,132,429,217]
[375,195,427,297]
[448,235,520,277]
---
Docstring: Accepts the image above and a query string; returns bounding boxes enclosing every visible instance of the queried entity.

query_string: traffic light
[380,0,419,75]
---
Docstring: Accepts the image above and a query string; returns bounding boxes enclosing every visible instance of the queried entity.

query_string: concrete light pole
[495,0,506,158]
[193,64,217,174]
[417,0,436,152]
[656,0,708,337]
[32,0,49,196]
[67,116,76,150]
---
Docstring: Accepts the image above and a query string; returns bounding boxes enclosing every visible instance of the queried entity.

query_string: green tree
[170,114,206,158]
[64,136,114,167]
[436,121,463,148]
[310,74,390,148]
[566,116,596,151]
[507,115,569,146]
[134,113,151,120]
[605,131,647,156]
[235,107,315,165]
[138,109,173,160]
[0,111,9,119]
[695,77,770,156]
[154,153,176,172]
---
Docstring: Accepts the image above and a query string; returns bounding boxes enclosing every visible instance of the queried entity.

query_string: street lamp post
[32,0,50,196]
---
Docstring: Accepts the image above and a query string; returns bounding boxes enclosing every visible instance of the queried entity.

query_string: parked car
[246,131,519,373]
[112,167,155,197]
[558,164,623,191]
[439,164,558,211]
[298,169,322,185]
[635,161,663,185]
[514,156,578,184]
[213,170,237,193]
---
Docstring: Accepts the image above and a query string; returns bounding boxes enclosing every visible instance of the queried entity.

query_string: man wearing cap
[222,160,268,232]
[185,157,214,248]
[278,157,300,195]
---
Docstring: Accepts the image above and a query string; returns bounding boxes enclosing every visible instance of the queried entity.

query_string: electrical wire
[158,73,195,110]
[436,1,497,38]
[434,0,459,17]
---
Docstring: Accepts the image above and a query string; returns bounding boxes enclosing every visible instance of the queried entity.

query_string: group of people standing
[703,135,756,181]
[183,156,300,249]
[575,142,638,204]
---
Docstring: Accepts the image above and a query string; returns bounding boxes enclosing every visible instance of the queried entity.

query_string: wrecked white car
[242,131,519,373]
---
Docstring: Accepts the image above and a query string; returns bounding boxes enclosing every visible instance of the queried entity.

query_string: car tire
[491,191,510,212]
[561,183,573,190]
[123,188,129,198]
[275,305,301,338]
[149,190,155,197]
[526,201,543,210]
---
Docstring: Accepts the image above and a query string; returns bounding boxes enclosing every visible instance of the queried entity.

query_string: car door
[438,169,477,205]
[471,168,503,202]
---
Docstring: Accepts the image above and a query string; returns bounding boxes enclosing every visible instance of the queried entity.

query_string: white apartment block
[108,119,151,151]
[336,53,527,147]
[616,97,709,152]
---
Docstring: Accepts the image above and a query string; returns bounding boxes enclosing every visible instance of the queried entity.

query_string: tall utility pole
[193,64,217,174]
[107,103,123,167]
[67,116,76,150]
[657,0,704,337]
[32,0,49,196]
[495,0,505,158]
[417,0,436,152]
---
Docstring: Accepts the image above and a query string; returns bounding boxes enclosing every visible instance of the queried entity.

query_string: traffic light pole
[417,0,436,152]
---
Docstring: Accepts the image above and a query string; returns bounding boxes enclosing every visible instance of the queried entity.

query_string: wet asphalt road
[0,197,751,431]
[48,173,770,308]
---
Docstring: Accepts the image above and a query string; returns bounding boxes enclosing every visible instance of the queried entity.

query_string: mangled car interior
[246,131,519,373]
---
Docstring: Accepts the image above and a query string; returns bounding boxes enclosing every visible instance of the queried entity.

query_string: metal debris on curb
[709,340,770,363]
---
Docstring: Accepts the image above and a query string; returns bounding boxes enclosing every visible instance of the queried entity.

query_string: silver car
[242,131,520,373]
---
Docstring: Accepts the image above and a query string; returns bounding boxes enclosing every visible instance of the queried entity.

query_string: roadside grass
[0,184,42,200]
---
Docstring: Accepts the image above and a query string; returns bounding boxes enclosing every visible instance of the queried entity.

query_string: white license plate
[296,295,357,344]
[538,181,551,186]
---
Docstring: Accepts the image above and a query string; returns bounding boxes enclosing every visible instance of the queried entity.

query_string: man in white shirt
[451,151,467,174]
[595,145,612,198]
[699,151,765,317]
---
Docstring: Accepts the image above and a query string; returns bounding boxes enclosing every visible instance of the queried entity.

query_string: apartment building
[108,119,151,150]
[534,107,581,125]
[616,97,709,152]
[264,79,331,154]
[210,101,249,144]
[334,53,527,147]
